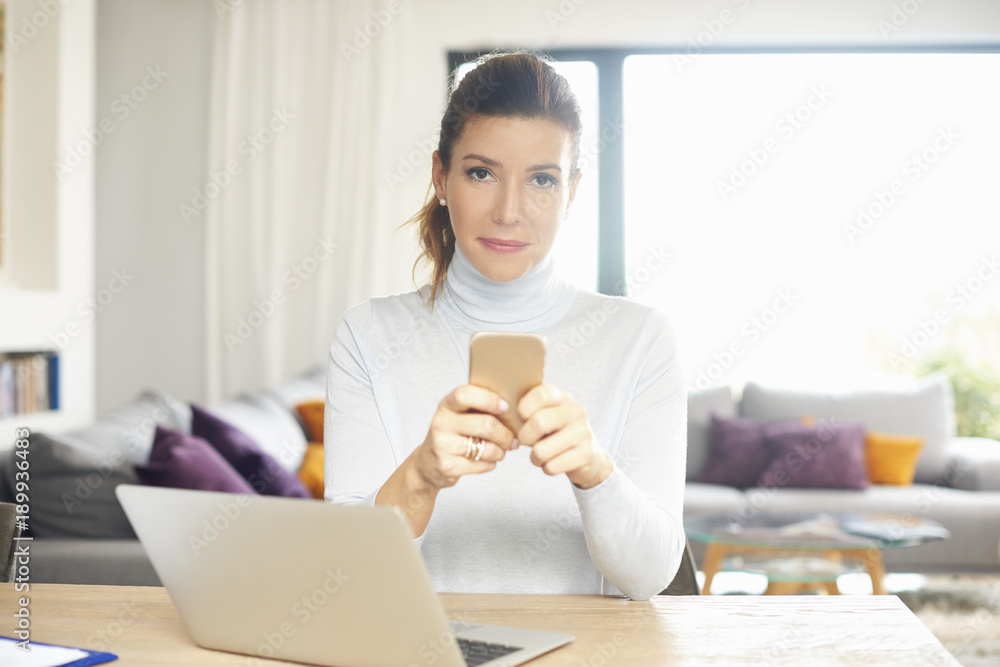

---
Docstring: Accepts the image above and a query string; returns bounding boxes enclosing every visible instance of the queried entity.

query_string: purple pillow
[698,414,798,488]
[757,422,870,489]
[136,426,256,493]
[191,404,311,498]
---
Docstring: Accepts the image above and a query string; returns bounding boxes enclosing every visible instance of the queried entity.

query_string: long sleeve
[324,301,429,548]
[324,302,395,507]
[571,308,688,600]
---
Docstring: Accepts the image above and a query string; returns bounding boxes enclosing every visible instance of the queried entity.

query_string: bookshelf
[0,0,95,449]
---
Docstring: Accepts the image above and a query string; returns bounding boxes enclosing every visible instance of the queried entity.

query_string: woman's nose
[492,182,522,225]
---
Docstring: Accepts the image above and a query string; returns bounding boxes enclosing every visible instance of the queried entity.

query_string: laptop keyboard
[457,637,523,666]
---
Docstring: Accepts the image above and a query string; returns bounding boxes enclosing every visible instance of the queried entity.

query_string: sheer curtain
[204,1,421,401]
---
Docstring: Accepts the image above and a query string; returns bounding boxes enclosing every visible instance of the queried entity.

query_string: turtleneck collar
[438,243,576,332]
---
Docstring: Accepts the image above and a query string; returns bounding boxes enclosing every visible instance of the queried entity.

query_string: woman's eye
[532,173,557,188]
[467,167,492,181]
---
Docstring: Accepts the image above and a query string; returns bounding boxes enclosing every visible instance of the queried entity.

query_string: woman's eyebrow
[462,153,501,167]
[461,154,562,173]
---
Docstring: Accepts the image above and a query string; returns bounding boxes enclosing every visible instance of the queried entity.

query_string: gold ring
[465,436,485,460]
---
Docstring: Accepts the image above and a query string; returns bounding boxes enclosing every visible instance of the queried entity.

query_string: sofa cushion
[265,364,326,408]
[686,386,736,480]
[8,432,139,539]
[865,431,924,486]
[739,373,955,483]
[944,437,1000,492]
[29,538,160,586]
[191,405,310,498]
[296,400,326,442]
[56,388,190,466]
[298,442,325,499]
[264,365,326,437]
[758,422,870,490]
[135,426,256,493]
[205,393,308,473]
[683,481,748,516]
[698,415,794,488]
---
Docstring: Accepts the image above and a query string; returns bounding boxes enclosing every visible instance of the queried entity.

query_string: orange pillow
[296,400,325,442]
[295,401,326,499]
[298,442,325,499]
[864,431,924,486]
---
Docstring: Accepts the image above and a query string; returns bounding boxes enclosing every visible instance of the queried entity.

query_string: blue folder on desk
[0,636,117,667]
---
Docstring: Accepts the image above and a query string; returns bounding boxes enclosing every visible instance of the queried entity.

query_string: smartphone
[469,332,546,434]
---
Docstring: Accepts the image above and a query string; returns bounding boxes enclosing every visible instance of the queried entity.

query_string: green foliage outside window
[917,349,1000,442]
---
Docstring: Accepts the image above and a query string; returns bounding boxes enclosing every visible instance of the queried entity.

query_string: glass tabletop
[685,512,951,551]
[721,554,867,582]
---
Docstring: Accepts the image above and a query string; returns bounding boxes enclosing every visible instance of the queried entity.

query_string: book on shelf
[0,350,60,419]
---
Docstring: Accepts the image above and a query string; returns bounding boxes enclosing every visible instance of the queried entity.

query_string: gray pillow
[686,386,737,480]
[739,373,955,484]
[4,432,138,539]
[62,388,191,466]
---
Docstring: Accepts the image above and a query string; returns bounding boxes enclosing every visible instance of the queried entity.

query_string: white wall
[0,0,96,446]
[87,0,1000,414]
[412,0,1000,47]
[95,0,213,412]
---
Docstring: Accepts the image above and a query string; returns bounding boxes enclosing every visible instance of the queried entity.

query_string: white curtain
[204,0,423,401]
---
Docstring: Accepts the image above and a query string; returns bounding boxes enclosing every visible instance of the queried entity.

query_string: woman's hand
[412,385,517,491]
[516,384,614,490]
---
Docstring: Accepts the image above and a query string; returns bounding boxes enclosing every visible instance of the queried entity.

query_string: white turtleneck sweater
[324,245,687,600]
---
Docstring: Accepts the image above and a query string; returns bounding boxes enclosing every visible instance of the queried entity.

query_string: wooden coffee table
[686,512,951,595]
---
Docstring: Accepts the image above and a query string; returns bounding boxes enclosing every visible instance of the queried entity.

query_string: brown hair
[406,51,583,306]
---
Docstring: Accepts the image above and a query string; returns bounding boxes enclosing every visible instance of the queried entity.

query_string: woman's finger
[528,419,588,469]
[451,434,507,464]
[517,400,579,448]
[441,384,509,417]
[517,383,566,425]
[449,412,516,451]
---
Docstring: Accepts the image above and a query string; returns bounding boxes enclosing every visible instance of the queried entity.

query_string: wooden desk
[2,583,959,666]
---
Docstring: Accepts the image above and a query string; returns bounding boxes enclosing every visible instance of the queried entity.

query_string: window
[623,52,1000,388]
[449,48,1000,388]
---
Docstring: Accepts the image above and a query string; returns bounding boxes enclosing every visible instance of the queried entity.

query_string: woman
[325,52,686,601]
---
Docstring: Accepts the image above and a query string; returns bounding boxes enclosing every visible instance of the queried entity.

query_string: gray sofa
[4,372,999,585]
[0,367,329,586]
[684,374,1000,574]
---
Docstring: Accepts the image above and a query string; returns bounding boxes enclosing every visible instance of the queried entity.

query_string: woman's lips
[479,238,528,253]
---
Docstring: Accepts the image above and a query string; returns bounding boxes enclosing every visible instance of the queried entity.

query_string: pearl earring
[439,198,447,206]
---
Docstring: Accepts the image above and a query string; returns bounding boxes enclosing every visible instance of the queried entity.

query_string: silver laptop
[115,484,573,667]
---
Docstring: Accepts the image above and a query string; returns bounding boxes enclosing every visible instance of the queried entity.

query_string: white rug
[896,575,1000,667]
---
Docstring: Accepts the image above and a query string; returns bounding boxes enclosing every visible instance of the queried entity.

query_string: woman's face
[432,115,580,283]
